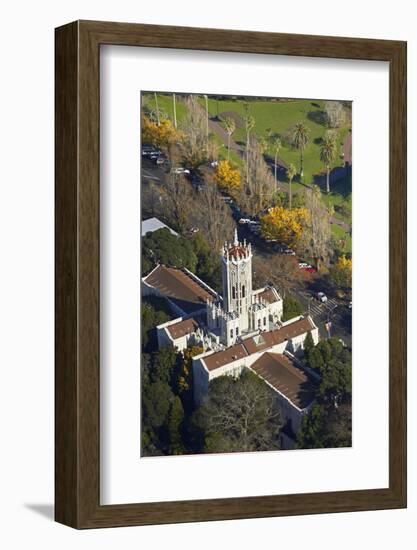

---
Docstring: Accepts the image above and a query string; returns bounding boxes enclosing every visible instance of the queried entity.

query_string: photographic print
[140,92,352,457]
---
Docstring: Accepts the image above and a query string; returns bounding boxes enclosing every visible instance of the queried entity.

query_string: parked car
[155,155,167,165]
[283,248,296,256]
[298,262,310,269]
[172,167,190,175]
[238,218,251,224]
[305,266,317,273]
[316,291,328,303]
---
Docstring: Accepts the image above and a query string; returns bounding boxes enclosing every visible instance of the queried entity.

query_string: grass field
[204,97,350,186]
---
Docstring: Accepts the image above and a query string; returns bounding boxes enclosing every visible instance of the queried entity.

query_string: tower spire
[234,227,239,246]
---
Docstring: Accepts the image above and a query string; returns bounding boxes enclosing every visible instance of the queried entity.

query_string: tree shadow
[307,110,327,126]
[313,166,352,197]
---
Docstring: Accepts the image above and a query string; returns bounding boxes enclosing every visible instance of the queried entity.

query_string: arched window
[242,285,245,298]
[232,286,236,299]
[230,328,233,339]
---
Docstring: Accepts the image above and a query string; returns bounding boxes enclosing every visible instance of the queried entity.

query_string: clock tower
[221,229,253,333]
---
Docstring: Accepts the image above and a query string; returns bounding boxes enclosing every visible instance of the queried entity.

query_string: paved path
[342,130,352,165]
[207,116,245,157]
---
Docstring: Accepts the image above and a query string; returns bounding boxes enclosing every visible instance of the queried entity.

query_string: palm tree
[154,92,160,126]
[292,123,310,180]
[172,93,177,129]
[244,113,255,187]
[320,131,338,193]
[272,136,282,184]
[286,163,297,209]
[224,117,236,161]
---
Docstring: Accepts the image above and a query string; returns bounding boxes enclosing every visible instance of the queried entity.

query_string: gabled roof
[257,287,280,305]
[143,265,217,314]
[201,316,315,372]
[166,318,199,340]
[242,317,314,355]
[250,352,316,409]
[203,343,248,371]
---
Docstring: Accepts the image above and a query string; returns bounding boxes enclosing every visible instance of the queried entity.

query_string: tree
[292,123,310,179]
[260,205,309,248]
[272,136,282,184]
[195,369,282,453]
[154,92,160,125]
[141,298,171,352]
[174,345,203,412]
[286,163,297,209]
[142,379,174,431]
[142,115,179,148]
[198,181,235,251]
[180,95,209,170]
[214,160,241,192]
[252,254,301,298]
[163,170,193,232]
[172,92,177,129]
[192,232,222,292]
[324,101,346,129]
[329,255,352,289]
[240,136,277,215]
[168,396,185,454]
[223,117,236,161]
[320,130,338,193]
[300,185,331,271]
[282,296,303,322]
[142,228,198,273]
[243,111,255,188]
[304,331,315,354]
[151,346,179,385]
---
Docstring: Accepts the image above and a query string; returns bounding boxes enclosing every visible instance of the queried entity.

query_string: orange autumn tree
[142,115,180,148]
[214,160,241,193]
[260,206,309,248]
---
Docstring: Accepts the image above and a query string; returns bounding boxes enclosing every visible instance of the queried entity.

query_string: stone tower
[221,229,253,333]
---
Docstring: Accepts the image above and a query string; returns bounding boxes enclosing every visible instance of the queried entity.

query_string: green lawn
[142,92,189,125]
[203,97,350,188]
[331,223,352,254]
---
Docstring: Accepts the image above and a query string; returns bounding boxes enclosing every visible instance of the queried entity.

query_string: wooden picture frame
[55,20,407,528]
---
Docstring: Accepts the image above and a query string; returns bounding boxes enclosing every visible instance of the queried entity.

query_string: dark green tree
[142,228,198,273]
[168,396,185,455]
[303,331,315,354]
[282,296,303,322]
[150,346,179,385]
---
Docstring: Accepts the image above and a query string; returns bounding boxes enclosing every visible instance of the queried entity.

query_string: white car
[298,262,310,269]
[283,248,296,256]
[317,292,328,303]
[172,167,190,175]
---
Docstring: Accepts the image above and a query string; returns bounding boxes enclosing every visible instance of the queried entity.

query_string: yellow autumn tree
[176,346,203,394]
[214,160,241,193]
[141,115,180,148]
[330,255,352,288]
[260,206,309,247]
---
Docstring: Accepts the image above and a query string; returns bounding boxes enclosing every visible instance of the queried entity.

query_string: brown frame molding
[55,20,407,528]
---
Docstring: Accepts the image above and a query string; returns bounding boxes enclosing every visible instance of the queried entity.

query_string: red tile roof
[203,344,248,371]
[257,287,279,305]
[143,265,216,314]
[166,318,199,340]
[250,353,316,409]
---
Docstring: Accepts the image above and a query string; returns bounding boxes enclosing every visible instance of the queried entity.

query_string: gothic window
[263,317,266,326]
[258,318,261,328]
[232,286,236,299]
[230,328,233,339]
[236,327,239,336]
[242,285,245,298]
